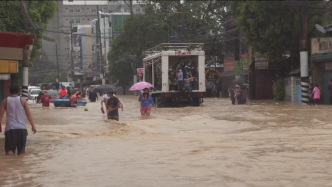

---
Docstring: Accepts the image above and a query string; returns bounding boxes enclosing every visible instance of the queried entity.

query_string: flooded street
[1,96,332,187]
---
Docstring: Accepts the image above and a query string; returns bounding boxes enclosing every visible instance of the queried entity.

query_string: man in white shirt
[101,93,123,114]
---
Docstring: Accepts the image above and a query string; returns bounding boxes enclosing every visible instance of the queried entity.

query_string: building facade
[41,0,145,83]
[311,36,332,104]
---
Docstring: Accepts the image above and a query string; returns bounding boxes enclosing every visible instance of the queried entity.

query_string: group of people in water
[99,88,156,121]
[228,85,247,105]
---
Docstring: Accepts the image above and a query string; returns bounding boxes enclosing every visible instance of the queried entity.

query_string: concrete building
[41,0,145,82]
[90,12,130,80]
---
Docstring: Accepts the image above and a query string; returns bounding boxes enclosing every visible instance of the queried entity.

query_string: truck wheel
[192,98,200,106]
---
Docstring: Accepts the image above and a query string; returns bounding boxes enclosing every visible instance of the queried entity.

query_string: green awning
[311,53,332,62]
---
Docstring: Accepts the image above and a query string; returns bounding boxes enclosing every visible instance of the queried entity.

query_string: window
[124,8,128,12]
[69,8,74,13]
[92,8,97,13]
[136,8,140,12]
[75,8,80,13]
[104,41,106,48]
[136,0,139,3]
[142,8,145,12]
[70,19,74,23]
[92,28,94,34]
[68,0,73,2]
[109,22,111,27]
[92,45,95,51]
[76,19,80,23]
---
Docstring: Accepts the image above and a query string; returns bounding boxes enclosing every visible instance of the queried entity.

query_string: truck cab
[143,43,206,107]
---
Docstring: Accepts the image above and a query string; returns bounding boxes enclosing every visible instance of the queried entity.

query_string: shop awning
[0,32,34,61]
[311,53,332,62]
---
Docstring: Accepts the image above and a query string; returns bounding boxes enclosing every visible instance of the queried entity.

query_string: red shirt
[40,94,52,106]
[60,89,66,96]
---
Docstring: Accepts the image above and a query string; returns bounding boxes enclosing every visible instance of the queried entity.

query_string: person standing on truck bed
[177,69,184,94]
[183,76,193,97]
[185,62,193,78]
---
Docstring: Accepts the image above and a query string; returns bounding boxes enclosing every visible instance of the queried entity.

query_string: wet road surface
[1,96,332,187]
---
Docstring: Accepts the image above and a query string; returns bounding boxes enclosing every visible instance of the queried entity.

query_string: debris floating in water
[84,108,88,111]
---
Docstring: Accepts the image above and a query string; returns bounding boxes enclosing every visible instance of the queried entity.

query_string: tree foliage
[232,1,330,66]
[29,51,67,85]
[43,72,67,84]
[0,0,57,85]
[108,0,231,85]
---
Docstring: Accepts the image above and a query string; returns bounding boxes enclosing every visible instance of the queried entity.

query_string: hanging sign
[137,68,144,76]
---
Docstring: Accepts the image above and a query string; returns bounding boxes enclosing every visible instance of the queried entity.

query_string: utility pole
[129,0,137,92]
[70,22,74,83]
[300,4,309,104]
[56,44,60,91]
[97,6,104,83]
[177,0,183,41]
[22,45,31,100]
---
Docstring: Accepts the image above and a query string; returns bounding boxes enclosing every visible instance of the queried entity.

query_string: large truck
[143,43,206,107]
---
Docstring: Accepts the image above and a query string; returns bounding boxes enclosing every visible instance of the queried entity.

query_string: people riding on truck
[183,76,193,96]
[185,61,194,78]
[176,69,184,94]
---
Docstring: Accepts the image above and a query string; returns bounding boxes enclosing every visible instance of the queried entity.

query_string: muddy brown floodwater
[1,96,332,187]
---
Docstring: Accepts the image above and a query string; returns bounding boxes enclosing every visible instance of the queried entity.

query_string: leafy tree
[0,1,57,84]
[231,1,330,72]
[43,72,67,83]
[108,0,231,85]
[29,51,67,85]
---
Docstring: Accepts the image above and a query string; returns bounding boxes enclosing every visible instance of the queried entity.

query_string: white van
[28,89,41,102]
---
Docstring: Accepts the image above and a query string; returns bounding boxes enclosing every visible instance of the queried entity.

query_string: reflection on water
[1,96,332,187]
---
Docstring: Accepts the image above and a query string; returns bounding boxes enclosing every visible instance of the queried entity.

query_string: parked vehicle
[28,89,41,102]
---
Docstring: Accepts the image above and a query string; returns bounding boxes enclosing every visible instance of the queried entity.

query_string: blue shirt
[139,94,156,107]
[178,71,183,81]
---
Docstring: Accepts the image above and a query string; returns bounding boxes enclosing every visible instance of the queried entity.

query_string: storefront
[311,37,332,104]
[0,32,34,102]
[0,60,19,104]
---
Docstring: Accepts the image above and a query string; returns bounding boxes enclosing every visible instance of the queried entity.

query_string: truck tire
[192,98,200,106]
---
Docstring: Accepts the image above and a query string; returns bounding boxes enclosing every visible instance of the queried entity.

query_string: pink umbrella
[129,82,153,91]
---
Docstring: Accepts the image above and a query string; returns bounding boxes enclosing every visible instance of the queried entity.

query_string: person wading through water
[0,84,37,155]
[139,88,156,116]
[101,92,123,114]
[106,92,121,121]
